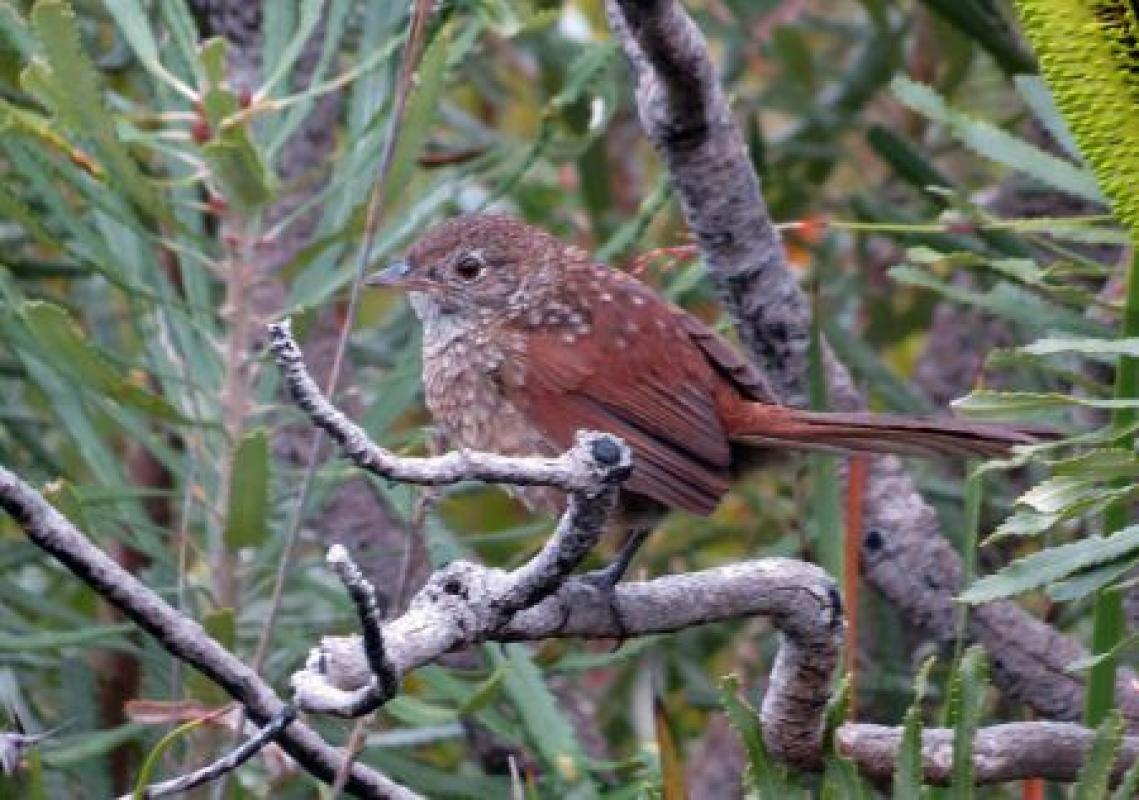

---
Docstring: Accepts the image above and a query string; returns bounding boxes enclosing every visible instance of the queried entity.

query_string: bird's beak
[366,260,412,288]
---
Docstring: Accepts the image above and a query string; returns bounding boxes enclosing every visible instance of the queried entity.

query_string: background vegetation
[0,0,1137,796]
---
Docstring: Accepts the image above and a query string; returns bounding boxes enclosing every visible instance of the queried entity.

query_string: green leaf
[919,0,1037,74]
[490,644,594,793]
[960,524,1139,604]
[20,301,186,422]
[383,23,452,208]
[1074,710,1124,800]
[201,126,274,212]
[1067,632,1139,672]
[1024,337,1139,359]
[1048,558,1138,603]
[894,656,934,800]
[953,389,1139,419]
[103,0,195,97]
[0,623,134,652]
[30,0,165,219]
[1111,723,1139,799]
[719,673,790,797]
[223,428,269,551]
[946,646,987,799]
[132,715,215,800]
[889,265,1107,335]
[891,76,1103,203]
[456,665,508,716]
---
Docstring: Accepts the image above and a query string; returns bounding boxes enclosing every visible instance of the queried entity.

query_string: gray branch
[296,553,841,768]
[837,721,1139,785]
[602,0,1139,728]
[272,321,842,768]
[268,320,630,493]
[0,466,419,800]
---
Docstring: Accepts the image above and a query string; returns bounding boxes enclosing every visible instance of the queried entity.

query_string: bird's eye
[453,253,485,281]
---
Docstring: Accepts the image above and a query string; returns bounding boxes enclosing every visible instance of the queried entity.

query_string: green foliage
[0,0,1133,795]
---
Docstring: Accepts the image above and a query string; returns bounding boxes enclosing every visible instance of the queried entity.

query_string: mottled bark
[603,0,1139,735]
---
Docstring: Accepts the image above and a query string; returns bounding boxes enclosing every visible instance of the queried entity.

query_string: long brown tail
[725,403,1042,459]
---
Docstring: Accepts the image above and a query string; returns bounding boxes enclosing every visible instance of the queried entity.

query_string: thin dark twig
[125,707,297,799]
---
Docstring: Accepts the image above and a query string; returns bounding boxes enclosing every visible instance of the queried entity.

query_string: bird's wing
[673,311,780,404]
[500,279,732,516]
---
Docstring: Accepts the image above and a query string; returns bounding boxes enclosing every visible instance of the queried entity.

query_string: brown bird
[369,215,1036,578]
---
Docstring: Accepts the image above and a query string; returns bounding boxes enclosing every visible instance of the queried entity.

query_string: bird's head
[368,214,564,331]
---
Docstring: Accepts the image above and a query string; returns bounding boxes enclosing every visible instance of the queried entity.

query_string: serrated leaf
[1048,558,1137,603]
[1075,710,1124,800]
[953,389,1139,419]
[19,302,186,422]
[893,657,935,799]
[961,524,1139,604]
[223,428,269,551]
[892,76,1103,203]
[719,674,790,797]
[947,647,987,798]
[490,644,594,793]
[30,0,165,219]
[889,266,1107,335]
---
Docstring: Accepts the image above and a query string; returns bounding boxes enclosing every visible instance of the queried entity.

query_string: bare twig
[124,706,296,799]
[0,466,419,800]
[837,721,1139,785]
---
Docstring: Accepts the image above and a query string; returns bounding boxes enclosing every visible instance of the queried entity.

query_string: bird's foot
[576,528,652,650]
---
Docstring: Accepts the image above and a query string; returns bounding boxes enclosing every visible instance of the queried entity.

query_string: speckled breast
[420,334,565,515]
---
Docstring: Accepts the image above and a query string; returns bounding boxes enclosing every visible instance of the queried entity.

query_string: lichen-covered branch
[296,551,841,768]
[603,0,1139,728]
[837,721,1139,785]
[272,322,842,767]
[0,466,419,800]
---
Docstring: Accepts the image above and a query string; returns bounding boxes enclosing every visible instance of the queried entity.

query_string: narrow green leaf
[456,665,508,716]
[103,0,195,97]
[892,76,1103,203]
[0,623,134,652]
[890,265,1107,335]
[257,0,322,97]
[384,23,452,207]
[947,647,988,798]
[490,644,594,793]
[954,389,1139,419]
[960,524,1139,604]
[1111,726,1139,800]
[132,715,214,800]
[20,301,186,421]
[1074,710,1124,800]
[919,0,1037,74]
[893,656,935,800]
[719,673,790,797]
[1048,558,1137,603]
[224,428,269,551]
[31,0,165,218]
[1024,337,1139,359]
